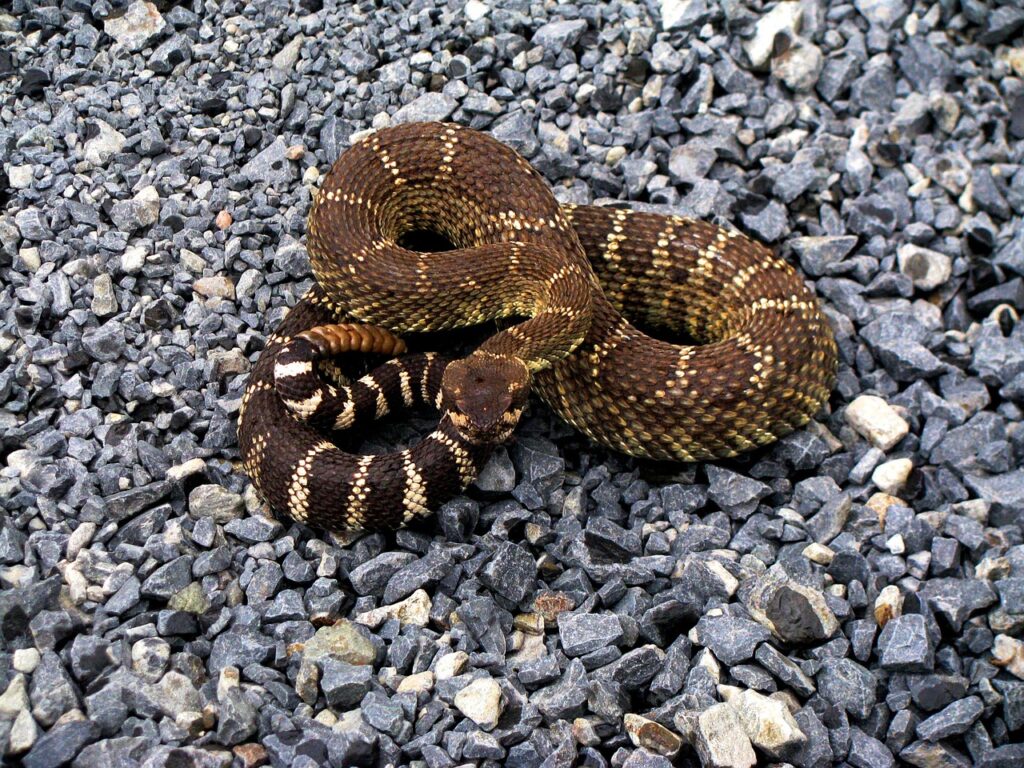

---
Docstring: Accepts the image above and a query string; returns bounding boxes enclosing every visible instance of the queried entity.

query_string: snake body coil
[238,122,837,531]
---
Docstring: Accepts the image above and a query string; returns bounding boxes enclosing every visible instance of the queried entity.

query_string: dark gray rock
[977,744,1024,768]
[818,658,877,720]
[848,726,895,768]
[598,643,663,692]
[81,322,126,362]
[532,19,587,51]
[559,613,623,657]
[473,448,516,492]
[208,628,274,672]
[348,552,418,597]
[14,208,53,240]
[479,541,536,605]
[900,740,974,768]
[360,691,405,738]
[241,138,292,185]
[755,643,816,698]
[463,729,505,760]
[224,515,282,543]
[692,614,770,665]
[23,720,100,768]
[72,736,152,768]
[320,657,373,708]
[907,674,969,712]
[706,465,770,519]
[148,33,192,74]
[793,707,833,768]
[392,93,457,124]
[532,659,589,721]
[383,547,454,604]
[919,578,997,632]
[30,651,80,727]
[216,687,258,745]
[140,555,193,599]
[915,696,983,741]
[964,471,1024,526]
[994,679,1024,731]
[878,614,934,672]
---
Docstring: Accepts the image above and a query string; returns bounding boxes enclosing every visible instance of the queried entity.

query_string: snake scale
[237,122,837,531]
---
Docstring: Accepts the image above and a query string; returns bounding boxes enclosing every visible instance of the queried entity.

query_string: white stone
[193,275,235,300]
[7,450,39,477]
[104,1,166,51]
[17,247,40,272]
[147,671,201,719]
[623,713,683,757]
[872,458,914,494]
[507,632,547,664]
[83,119,126,167]
[130,185,161,228]
[886,533,906,555]
[180,250,206,274]
[744,2,802,68]
[695,703,757,768]
[0,674,29,716]
[453,677,503,730]
[660,0,705,31]
[803,542,834,565]
[722,688,806,758]
[845,395,909,451]
[464,0,490,21]
[8,708,37,754]
[217,666,240,701]
[976,557,1010,581]
[397,671,435,694]
[132,637,171,682]
[272,34,303,70]
[897,244,952,291]
[333,709,365,733]
[2,565,35,589]
[91,272,118,317]
[188,484,245,523]
[174,710,207,737]
[65,564,89,605]
[12,648,40,674]
[772,39,823,92]
[392,92,458,125]
[874,584,903,628]
[8,165,33,189]
[605,146,627,165]
[355,588,431,628]
[694,648,721,682]
[992,634,1024,680]
[705,560,739,597]
[167,458,206,483]
[314,709,337,727]
[121,245,147,273]
[435,650,469,680]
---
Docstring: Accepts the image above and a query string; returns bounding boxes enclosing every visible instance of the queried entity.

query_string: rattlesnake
[237,122,837,531]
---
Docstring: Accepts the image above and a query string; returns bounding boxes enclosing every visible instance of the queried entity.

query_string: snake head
[441,353,531,445]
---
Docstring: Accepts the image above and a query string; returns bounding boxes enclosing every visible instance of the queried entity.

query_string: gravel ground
[2,0,1024,767]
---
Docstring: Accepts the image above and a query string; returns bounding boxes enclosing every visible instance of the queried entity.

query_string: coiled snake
[237,122,837,531]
